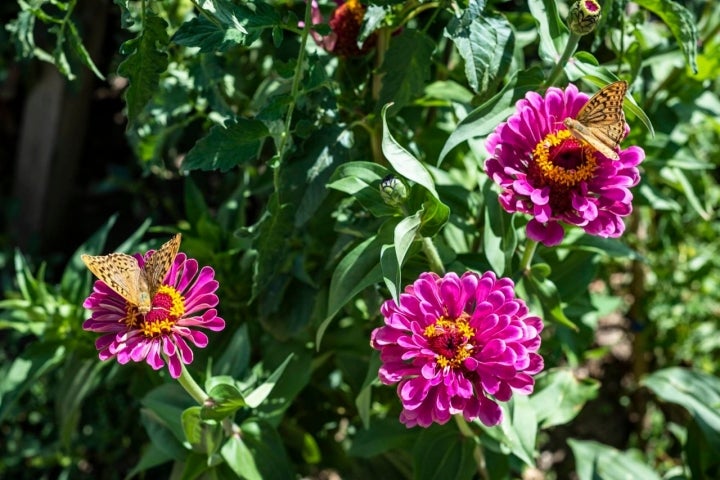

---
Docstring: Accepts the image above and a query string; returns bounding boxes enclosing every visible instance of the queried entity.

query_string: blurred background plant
[1,0,719,478]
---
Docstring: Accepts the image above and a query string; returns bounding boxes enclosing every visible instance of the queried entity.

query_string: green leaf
[140,407,188,461]
[172,16,248,52]
[214,323,252,378]
[568,439,662,480]
[202,384,247,421]
[378,29,435,111]
[381,104,441,200]
[530,368,600,428]
[142,383,195,444]
[349,416,417,457]
[633,0,698,74]
[182,119,269,172]
[125,443,174,479]
[221,436,263,480]
[67,21,105,79]
[0,342,66,423]
[380,243,401,305]
[172,0,280,51]
[438,67,544,164]
[182,406,223,455]
[318,234,385,346]
[414,424,477,480]
[642,367,720,451]
[227,421,294,480]
[244,353,293,408]
[666,166,711,220]
[444,2,514,94]
[60,214,121,301]
[117,11,169,127]
[356,351,382,429]
[482,180,516,276]
[523,263,578,331]
[394,213,422,270]
[527,0,567,64]
[327,161,397,217]
[250,193,293,300]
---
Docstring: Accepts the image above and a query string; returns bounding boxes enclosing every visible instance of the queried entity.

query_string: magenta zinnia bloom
[371,271,544,428]
[83,249,224,378]
[485,83,644,246]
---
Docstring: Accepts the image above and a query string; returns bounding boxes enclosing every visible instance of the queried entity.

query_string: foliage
[2,0,720,478]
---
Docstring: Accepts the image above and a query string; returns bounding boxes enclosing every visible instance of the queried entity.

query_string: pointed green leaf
[318,234,385,345]
[633,0,698,73]
[523,263,577,331]
[444,2,514,94]
[438,67,544,164]
[378,30,435,111]
[527,0,567,63]
[530,368,600,428]
[381,104,440,200]
[568,439,662,480]
[182,119,269,172]
[414,425,477,480]
[202,384,247,421]
[117,12,169,127]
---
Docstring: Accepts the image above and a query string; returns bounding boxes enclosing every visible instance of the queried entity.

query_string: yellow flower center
[122,285,185,338]
[423,314,475,369]
[531,129,597,188]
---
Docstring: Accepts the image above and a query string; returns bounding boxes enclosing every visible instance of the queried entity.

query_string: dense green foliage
[1,0,719,478]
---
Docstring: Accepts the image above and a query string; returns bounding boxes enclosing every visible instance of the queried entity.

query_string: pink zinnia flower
[371,271,544,428]
[484,84,645,246]
[83,249,224,378]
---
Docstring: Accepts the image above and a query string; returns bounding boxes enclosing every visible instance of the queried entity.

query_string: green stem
[454,415,488,480]
[421,237,445,275]
[273,0,313,194]
[176,363,209,405]
[519,238,538,274]
[543,32,581,88]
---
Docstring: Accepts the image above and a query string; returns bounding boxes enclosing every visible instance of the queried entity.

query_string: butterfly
[81,233,182,314]
[563,80,628,160]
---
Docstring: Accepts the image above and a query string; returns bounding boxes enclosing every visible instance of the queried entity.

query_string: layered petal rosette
[485,83,645,246]
[371,271,544,428]
[83,249,224,378]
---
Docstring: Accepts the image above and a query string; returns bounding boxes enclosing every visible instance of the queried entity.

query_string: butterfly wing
[143,233,182,296]
[81,253,146,306]
[567,80,628,159]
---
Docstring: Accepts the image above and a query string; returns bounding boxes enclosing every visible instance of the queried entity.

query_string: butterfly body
[563,80,628,161]
[82,234,182,314]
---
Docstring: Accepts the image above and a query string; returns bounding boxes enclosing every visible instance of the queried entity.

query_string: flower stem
[274,0,313,194]
[454,415,488,480]
[421,237,445,275]
[543,32,581,88]
[177,363,209,405]
[520,238,538,274]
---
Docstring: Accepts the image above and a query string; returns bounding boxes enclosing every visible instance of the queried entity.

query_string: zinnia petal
[371,271,544,428]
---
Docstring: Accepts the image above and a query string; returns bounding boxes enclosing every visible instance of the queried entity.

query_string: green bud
[379,175,408,207]
[568,0,602,36]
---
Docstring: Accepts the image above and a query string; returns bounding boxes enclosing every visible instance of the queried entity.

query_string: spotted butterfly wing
[143,233,182,296]
[81,234,181,314]
[563,80,628,160]
[81,252,151,311]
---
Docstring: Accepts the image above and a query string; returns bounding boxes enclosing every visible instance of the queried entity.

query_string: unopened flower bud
[380,175,408,207]
[568,0,601,36]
